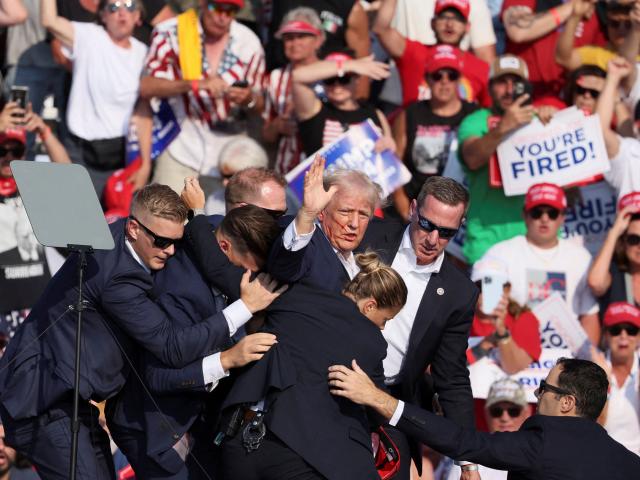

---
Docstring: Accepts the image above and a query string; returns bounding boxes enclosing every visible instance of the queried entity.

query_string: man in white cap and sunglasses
[476,182,600,344]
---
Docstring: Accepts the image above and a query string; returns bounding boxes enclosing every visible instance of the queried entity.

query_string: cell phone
[512,80,532,105]
[481,274,507,315]
[10,86,29,116]
[232,80,249,88]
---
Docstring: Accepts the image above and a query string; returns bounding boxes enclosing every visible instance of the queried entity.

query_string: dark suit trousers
[220,429,325,480]
[0,402,114,480]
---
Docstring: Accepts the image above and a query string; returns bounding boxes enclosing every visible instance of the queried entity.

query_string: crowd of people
[1,0,640,478]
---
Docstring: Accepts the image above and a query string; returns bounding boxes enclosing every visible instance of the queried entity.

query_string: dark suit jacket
[0,219,229,421]
[358,219,478,430]
[398,403,640,479]
[107,215,236,474]
[222,284,385,480]
[266,220,350,292]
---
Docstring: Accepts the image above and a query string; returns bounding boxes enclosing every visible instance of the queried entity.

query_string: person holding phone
[40,0,148,198]
[468,257,541,375]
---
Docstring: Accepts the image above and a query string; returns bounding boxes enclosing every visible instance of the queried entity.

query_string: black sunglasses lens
[439,228,458,239]
[609,325,640,336]
[489,406,522,418]
[530,207,560,220]
[626,234,640,246]
[0,146,24,157]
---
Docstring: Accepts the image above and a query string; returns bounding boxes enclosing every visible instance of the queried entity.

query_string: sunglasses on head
[488,405,523,418]
[0,145,25,158]
[323,75,354,86]
[428,69,460,82]
[528,206,561,220]
[105,0,138,13]
[575,85,600,99]
[262,207,287,219]
[625,233,640,246]
[608,324,640,336]
[534,379,573,399]
[207,2,239,17]
[416,213,459,239]
[129,216,181,249]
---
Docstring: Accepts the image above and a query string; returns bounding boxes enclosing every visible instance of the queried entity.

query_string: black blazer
[358,219,478,430]
[0,219,229,421]
[107,243,232,474]
[266,220,350,293]
[398,403,640,479]
[222,284,385,480]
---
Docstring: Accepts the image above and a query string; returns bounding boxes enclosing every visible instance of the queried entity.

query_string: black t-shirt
[266,0,356,71]
[598,262,639,320]
[298,101,382,156]
[403,100,478,199]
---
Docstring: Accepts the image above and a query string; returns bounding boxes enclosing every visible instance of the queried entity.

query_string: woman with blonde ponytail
[219,251,407,480]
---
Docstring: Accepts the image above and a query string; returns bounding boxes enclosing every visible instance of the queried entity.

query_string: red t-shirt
[395,40,491,107]
[469,310,542,361]
[500,0,606,97]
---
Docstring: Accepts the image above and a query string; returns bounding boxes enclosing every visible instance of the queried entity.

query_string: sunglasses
[428,69,460,82]
[105,0,138,13]
[625,233,640,246]
[608,19,632,30]
[0,145,25,158]
[608,324,640,336]
[534,379,573,399]
[528,206,561,220]
[416,213,459,239]
[323,75,354,86]
[575,85,600,99]
[207,2,239,17]
[129,216,181,249]
[488,405,523,418]
[262,207,287,219]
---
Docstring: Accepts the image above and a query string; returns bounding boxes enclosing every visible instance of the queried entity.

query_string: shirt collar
[125,238,151,275]
[398,225,445,274]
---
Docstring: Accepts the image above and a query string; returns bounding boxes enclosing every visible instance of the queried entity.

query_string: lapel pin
[437,287,444,296]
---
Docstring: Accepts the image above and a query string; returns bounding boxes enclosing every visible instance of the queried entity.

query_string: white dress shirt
[384,227,444,384]
[124,239,252,391]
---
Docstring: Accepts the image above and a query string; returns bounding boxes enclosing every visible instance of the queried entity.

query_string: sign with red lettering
[496,108,609,196]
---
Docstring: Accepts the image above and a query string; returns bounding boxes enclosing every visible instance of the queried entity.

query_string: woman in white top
[41,0,148,197]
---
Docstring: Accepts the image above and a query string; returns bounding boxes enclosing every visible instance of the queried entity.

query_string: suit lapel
[406,270,445,360]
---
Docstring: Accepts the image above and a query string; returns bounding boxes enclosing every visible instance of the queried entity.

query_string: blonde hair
[131,184,188,223]
[324,169,384,214]
[343,251,408,309]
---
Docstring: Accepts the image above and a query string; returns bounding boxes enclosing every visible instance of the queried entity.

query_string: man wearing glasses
[140,0,265,208]
[597,302,640,456]
[329,357,640,478]
[0,184,282,479]
[476,182,600,344]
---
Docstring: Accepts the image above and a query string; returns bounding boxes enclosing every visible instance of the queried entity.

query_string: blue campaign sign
[285,120,411,203]
[126,100,181,165]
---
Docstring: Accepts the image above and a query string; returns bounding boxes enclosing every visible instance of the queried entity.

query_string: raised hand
[181,176,205,210]
[346,55,391,81]
[607,57,632,81]
[498,94,535,134]
[301,155,339,216]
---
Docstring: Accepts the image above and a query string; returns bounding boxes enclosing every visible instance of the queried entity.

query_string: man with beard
[457,54,534,263]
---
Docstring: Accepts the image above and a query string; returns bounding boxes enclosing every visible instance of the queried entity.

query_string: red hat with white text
[425,45,463,74]
[604,302,640,328]
[617,191,640,214]
[434,0,470,20]
[524,183,567,211]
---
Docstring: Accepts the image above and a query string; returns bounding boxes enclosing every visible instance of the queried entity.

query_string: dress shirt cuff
[202,352,229,392]
[222,299,252,337]
[388,400,405,426]
[282,220,315,251]
[455,460,476,466]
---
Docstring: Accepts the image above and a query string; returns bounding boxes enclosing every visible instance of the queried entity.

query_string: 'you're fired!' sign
[497,107,609,196]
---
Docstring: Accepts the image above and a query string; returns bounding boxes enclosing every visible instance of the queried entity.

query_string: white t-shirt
[66,22,147,140]
[479,236,598,339]
[392,0,496,50]
[604,353,640,456]
[606,136,640,200]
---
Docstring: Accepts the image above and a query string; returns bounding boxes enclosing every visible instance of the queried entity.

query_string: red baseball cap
[275,20,322,39]
[604,302,640,328]
[524,183,567,211]
[434,0,470,20]
[213,0,243,8]
[425,45,462,74]
[0,128,26,146]
[618,191,640,214]
[103,159,140,215]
